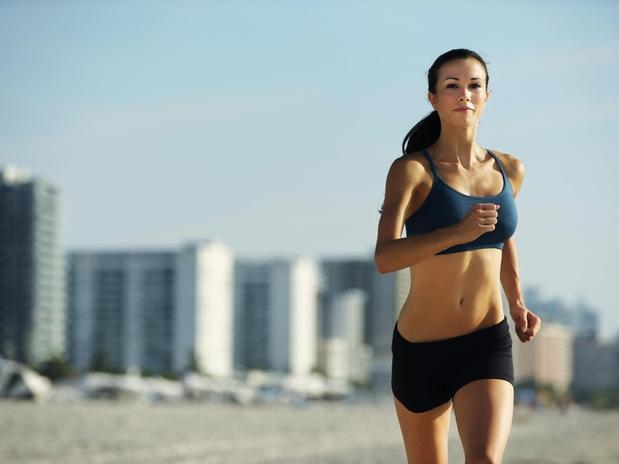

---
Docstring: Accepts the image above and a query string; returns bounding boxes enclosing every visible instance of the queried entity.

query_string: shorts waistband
[393,317,509,351]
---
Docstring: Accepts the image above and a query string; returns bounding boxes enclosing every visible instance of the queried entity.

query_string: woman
[374,48,541,463]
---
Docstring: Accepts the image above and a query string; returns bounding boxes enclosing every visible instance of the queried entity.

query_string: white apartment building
[318,289,373,384]
[68,241,234,377]
[174,241,234,377]
[235,258,318,376]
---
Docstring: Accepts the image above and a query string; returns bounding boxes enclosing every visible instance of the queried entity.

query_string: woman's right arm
[374,157,460,273]
[373,157,499,273]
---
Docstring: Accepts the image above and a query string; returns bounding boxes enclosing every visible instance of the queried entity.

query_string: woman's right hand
[452,203,500,243]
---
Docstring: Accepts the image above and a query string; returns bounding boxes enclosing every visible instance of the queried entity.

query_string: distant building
[234,262,270,371]
[320,259,403,359]
[572,335,619,394]
[68,250,174,375]
[234,258,318,376]
[394,269,411,317]
[323,289,366,345]
[514,322,573,392]
[523,287,600,337]
[174,242,234,377]
[370,268,403,357]
[68,241,234,377]
[318,289,373,384]
[0,165,65,366]
[319,259,373,342]
[524,287,573,326]
[571,300,600,338]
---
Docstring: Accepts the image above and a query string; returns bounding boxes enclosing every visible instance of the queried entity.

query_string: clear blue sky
[2,1,618,337]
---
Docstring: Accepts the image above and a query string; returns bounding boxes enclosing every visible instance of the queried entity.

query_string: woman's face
[428,57,490,128]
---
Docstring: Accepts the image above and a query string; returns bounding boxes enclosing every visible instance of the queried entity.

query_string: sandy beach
[1,397,618,463]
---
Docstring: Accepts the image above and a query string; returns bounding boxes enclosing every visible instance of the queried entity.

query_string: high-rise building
[68,250,175,374]
[174,242,234,377]
[234,261,271,371]
[320,258,403,359]
[571,301,600,338]
[514,322,573,392]
[318,289,372,384]
[234,258,318,376]
[522,287,600,337]
[320,259,374,345]
[572,335,619,394]
[68,241,234,377]
[323,289,366,344]
[0,165,65,366]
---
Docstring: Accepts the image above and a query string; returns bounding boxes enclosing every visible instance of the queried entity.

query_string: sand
[0,397,618,463]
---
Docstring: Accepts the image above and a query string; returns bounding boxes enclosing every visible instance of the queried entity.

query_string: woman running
[374,48,542,463]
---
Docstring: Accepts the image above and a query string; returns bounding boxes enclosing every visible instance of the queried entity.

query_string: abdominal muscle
[396,248,505,342]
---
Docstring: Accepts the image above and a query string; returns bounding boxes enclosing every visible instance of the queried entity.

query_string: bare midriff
[397,248,505,342]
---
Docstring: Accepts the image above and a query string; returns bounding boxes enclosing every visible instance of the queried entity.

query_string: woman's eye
[447,83,482,89]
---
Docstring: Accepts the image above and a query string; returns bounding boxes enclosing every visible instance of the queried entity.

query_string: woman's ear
[427,92,437,110]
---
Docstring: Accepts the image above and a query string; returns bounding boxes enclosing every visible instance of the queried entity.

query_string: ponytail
[401,110,441,155]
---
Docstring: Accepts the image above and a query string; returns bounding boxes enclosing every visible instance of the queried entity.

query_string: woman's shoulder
[488,149,525,195]
[383,153,434,192]
[382,153,433,206]
[387,152,432,181]
[489,149,525,183]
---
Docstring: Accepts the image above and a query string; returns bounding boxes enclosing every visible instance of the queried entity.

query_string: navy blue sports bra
[405,149,518,255]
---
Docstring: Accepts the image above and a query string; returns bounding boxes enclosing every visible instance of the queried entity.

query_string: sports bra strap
[420,149,438,176]
[486,149,508,177]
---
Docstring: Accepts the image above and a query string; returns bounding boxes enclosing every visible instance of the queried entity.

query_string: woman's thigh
[452,379,514,462]
[394,396,452,464]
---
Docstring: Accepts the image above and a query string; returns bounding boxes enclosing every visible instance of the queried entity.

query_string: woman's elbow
[374,248,393,274]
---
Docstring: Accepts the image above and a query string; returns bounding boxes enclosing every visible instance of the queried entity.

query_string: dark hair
[401,49,489,155]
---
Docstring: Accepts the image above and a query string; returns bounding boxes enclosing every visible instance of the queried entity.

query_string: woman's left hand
[510,304,542,343]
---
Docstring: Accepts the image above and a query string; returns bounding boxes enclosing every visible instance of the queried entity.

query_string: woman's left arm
[501,238,541,342]
[499,153,541,343]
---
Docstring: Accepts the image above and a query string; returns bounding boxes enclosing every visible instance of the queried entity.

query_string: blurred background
[1,1,618,463]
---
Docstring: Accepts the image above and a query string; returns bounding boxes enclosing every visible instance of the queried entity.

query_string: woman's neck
[430,124,484,168]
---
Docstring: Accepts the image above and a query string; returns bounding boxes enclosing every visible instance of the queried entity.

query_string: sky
[1,1,618,337]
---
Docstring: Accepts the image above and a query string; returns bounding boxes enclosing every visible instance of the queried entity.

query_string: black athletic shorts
[391,317,514,413]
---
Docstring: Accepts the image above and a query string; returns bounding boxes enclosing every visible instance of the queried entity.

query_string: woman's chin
[445,119,478,130]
